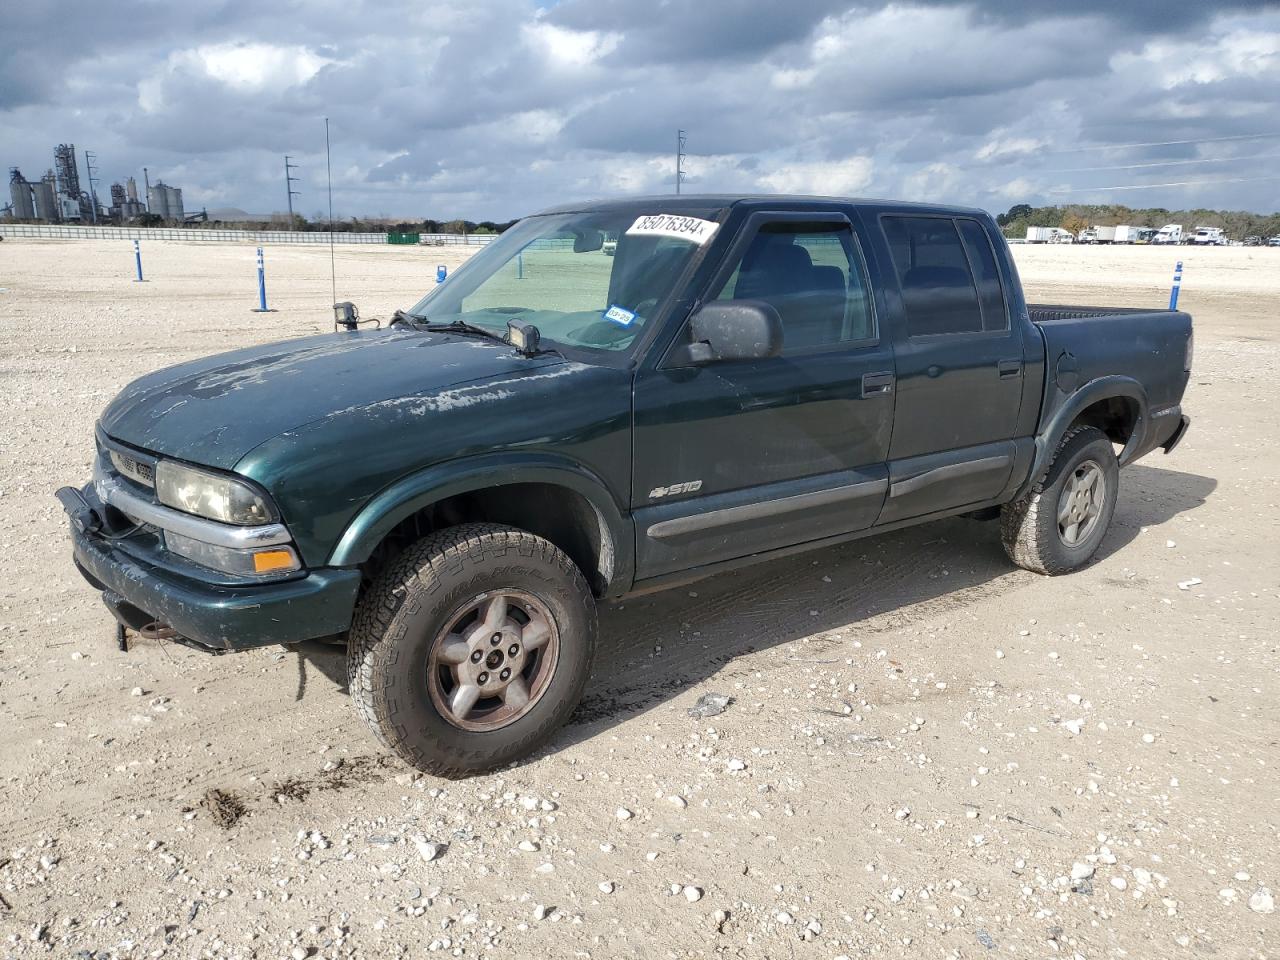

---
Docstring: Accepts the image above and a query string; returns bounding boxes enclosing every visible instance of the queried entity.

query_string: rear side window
[956,219,1009,331]
[882,216,983,337]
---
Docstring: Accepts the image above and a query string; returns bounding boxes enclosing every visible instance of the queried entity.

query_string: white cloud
[138,42,332,112]
[522,21,620,68]
[771,68,815,90]
[759,157,874,196]
[975,136,1049,162]
[901,162,961,201]
[1114,27,1279,88]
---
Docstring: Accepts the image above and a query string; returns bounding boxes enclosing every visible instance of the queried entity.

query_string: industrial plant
[4,142,195,225]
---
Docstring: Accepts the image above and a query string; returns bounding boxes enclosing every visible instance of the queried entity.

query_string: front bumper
[65,496,361,653]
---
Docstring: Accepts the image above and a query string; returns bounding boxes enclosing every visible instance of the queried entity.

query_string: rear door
[630,208,895,581]
[875,214,1026,523]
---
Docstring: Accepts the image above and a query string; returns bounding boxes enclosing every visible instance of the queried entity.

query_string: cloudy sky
[2,1,1278,221]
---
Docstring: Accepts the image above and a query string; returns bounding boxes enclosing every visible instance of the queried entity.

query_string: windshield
[407,208,725,355]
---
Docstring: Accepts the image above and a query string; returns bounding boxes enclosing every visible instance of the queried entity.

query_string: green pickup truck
[58,195,1192,775]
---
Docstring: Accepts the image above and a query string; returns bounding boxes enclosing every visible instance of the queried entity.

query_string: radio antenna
[325,117,336,306]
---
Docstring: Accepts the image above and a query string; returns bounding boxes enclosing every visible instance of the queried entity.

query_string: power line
[1046,131,1280,156]
[1049,174,1280,195]
[1043,152,1280,174]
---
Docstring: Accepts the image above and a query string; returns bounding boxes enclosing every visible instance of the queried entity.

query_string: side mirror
[674,300,783,365]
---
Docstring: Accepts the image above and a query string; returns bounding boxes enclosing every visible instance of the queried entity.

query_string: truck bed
[1025,302,1192,467]
[1028,303,1165,323]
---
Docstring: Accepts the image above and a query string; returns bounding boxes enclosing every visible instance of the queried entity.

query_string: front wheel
[1001,426,1119,575]
[348,523,597,776]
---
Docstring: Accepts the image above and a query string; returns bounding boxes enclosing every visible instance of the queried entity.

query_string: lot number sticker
[626,214,720,245]
[603,304,637,326]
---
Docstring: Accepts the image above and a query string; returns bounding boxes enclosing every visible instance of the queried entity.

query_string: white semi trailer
[1080,226,1117,244]
[1192,226,1227,245]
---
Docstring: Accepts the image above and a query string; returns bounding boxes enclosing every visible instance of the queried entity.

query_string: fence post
[133,240,147,282]
[251,246,276,312]
[1168,260,1183,311]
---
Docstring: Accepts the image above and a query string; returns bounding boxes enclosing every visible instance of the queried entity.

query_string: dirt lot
[0,237,1276,959]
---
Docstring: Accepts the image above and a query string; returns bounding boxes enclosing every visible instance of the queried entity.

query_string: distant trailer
[1080,226,1117,244]
[1192,226,1227,246]
[1025,226,1056,243]
[1112,225,1137,244]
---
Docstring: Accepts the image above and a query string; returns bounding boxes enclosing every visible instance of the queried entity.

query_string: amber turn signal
[253,549,298,573]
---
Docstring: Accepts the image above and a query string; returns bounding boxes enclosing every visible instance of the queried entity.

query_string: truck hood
[99,329,562,470]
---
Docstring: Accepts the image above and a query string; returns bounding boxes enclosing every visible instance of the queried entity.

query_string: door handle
[862,371,895,395]
[998,358,1022,379]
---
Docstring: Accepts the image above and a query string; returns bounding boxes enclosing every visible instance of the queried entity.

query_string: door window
[713,222,874,351]
[955,219,1009,331]
[882,216,986,337]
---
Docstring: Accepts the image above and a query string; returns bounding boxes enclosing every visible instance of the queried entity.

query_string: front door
[631,210,896,581]
[874,214,1026,523]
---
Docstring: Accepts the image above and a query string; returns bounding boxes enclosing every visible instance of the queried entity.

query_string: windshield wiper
[389,309,422,329]
[420,319,511,346]
[397,313,561,357]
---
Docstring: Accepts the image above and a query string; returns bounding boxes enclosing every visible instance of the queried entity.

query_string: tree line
[192,213,519,235]
[996,203,1280,240]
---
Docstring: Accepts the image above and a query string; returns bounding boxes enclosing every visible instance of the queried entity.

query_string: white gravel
[0,239,1277,958]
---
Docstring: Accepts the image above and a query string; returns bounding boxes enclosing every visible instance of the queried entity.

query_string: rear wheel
[1001,426,1119,575]
[348,523,596,776]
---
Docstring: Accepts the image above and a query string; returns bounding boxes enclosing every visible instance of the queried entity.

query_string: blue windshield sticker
[603,304,637,326]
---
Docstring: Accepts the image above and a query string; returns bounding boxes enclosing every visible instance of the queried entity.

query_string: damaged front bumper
[59,483,361,653]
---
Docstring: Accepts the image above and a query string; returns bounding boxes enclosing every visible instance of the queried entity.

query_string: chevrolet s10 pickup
[58,195,1192,774]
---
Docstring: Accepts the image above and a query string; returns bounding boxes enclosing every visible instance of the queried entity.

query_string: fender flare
[326,451,633,591]
[1019,376,1148,498]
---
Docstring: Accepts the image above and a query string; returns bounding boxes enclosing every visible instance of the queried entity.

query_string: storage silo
[32,175,58,222]
[147,182,169,219]
[8,168,36,220]
[164,183,184,221]
[147,182,185,221]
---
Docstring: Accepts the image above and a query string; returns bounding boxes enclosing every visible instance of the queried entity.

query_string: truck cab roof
[532,194,990,220]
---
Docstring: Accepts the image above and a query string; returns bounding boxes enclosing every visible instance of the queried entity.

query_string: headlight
[165,531,301,578]
[155,460,274,525]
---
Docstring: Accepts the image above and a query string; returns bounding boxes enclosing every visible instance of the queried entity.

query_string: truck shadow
[288,463,1214,752]
[555,462,1215,747]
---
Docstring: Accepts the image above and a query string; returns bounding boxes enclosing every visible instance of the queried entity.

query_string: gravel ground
[0,238,1277,959]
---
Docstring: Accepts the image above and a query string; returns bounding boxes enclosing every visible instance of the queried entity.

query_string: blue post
[436,264,447,284]
[1168,260,1183,310]
[517,252,524,280]
[132,239,146,282]
[251,246,276,312]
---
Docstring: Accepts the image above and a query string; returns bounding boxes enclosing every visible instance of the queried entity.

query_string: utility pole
[84,149,101,224]
[284,155,301,223]
[675,129,687,195]
[143,167,150,212]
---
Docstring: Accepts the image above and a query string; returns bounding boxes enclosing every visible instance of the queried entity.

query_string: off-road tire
[1000,426,1119,575]
[348,523,596,776]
